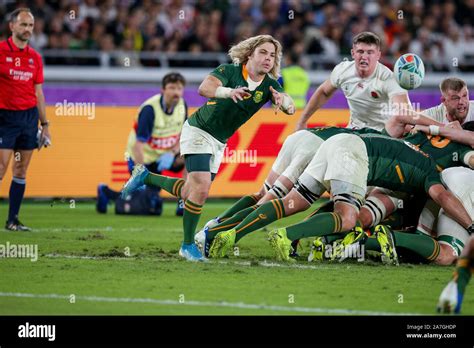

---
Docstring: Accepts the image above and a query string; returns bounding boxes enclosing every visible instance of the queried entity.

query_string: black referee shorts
[0,107,39,150]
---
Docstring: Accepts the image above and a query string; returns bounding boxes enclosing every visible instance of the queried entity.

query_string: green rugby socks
[364,228,440,262]
[144,174,185,198]
[232,199,286,242]
[218,194,259,220]
[208,206,257,239]
[183,200,203,244]
[454,257,472,297]
[286,212,343,241]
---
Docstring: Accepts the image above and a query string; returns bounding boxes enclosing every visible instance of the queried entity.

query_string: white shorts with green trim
[180,121,226,173]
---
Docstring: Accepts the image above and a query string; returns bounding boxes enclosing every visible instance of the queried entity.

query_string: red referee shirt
[0,37,44,110]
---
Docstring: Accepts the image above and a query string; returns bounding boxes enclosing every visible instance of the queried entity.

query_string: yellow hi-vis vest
[281,65,310,109]
[126,94,186,164]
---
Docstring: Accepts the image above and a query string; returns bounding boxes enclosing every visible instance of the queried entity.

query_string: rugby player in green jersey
[354,116,474,230]
[203,119,461,259]
[344,120,474,266]
[315,120,474,266]
[208,130,474,260]
[268,132,473,261]
[205,114,472,262]
[195,127,380,255]
[121,35,295,261]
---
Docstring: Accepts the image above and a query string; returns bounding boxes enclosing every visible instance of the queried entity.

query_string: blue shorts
[0,107,39,150]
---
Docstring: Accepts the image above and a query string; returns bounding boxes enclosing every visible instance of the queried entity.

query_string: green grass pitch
[0,200,471,315]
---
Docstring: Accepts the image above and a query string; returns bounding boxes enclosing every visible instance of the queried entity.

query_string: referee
[0,8,50,231]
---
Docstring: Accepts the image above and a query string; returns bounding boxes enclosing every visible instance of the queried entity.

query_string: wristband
[41,121,49,127]
[429,125,440,136]
[215,87,233,99]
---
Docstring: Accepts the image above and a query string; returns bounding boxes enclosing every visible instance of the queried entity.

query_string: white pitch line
[0,292,422,316]
[32,227,143,233]
[44,253,336,270]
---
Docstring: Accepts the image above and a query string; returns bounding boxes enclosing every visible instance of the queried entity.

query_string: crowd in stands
[1,0,473,71]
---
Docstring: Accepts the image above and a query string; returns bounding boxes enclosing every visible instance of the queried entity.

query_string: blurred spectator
[444,26,467,72]
[29,17,48,50]
[0,0,470,70]
[79,0,100,20]
[122,9,145,51]
[116,37,141,67]
[280,52,310,109]
[31,0,54,23]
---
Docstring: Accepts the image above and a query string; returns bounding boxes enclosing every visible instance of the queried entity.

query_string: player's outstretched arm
[295,79,336,131]
[385,93,443,138]
[391,94,444,122]
[198,75,251,103]
[428,184,473,229]
[198,75,223,98]
[385,114,444,138]
[414,124,474,148]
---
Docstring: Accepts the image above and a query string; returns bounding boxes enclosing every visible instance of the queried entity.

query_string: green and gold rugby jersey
[403,132,474,170]
[360,133,442,193]
[305,126,381,140]
[188,63,284,143]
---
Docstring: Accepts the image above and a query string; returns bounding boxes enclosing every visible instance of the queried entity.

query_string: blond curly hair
[228,35,283,79]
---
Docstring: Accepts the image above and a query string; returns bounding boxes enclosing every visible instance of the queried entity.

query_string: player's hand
[446,120,462,129]
[39,126,52,150]
[410,125,421,135]
[270,86,283,114]
[230,87,251,103]
[405,124,424,135]
[157,152,175,172]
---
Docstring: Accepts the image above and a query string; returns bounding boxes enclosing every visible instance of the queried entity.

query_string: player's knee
[340,213,357,231]
[190,185,210,202]
[255,187,265,200]
[188,173,211,189]
[12,165,28,178]
[358,207,373,229]
[284,190,310,213]
[334,202,358,231]
[435,244,457,265]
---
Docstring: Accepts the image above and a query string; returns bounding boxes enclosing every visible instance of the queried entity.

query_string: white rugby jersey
[330,60,406,131]
[424,100,474,125]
